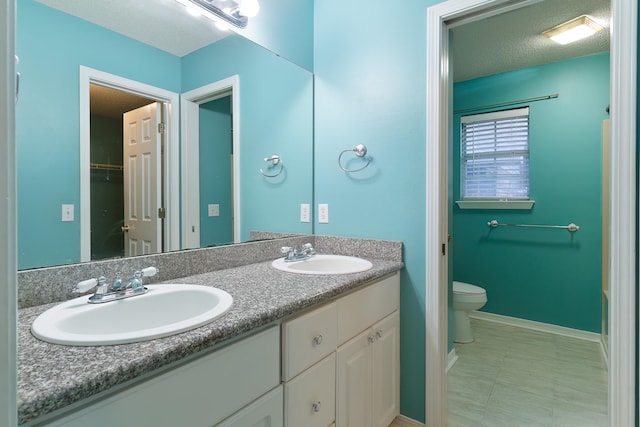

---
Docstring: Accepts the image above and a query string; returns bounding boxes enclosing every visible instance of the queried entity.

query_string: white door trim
[1,0,17,425]
[425,0,637,426]
[181,75,241,249]
[79,66,180,261]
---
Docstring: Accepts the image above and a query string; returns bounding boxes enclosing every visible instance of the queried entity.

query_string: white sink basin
[271,254,373,275]
[31,284,233,346]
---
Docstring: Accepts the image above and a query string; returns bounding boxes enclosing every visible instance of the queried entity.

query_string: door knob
[121,224,130,233]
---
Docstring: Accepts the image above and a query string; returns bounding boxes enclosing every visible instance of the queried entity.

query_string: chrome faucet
[73,267,158,304]
[281,243,316,262]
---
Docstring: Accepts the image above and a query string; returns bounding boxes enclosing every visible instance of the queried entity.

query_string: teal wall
[16,1,312,268]
[16,0,180,269]
[314,0,442,421]
[235,0,314,71]
[452,53,610,333]
[182,36,314,242]
[199,97,233,246]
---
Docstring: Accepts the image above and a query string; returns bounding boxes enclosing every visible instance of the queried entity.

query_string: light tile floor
[448,318,608,427]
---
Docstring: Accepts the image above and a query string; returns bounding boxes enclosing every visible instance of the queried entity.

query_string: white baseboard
[469,311,601,343]
[600,334,609,369]
[446,348,458,373]
[392,414,426,427]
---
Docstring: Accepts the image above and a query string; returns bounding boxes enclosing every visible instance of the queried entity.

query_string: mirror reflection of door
[89,84,157,260]
[123,102,163,256]
[199,96,234,247]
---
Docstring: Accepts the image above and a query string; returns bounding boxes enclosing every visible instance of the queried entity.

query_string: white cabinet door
[336,328,373,427]
[372,311,400,427]
[217,386,283,427]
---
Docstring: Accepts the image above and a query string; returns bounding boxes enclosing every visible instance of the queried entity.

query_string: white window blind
[461,107,530,199]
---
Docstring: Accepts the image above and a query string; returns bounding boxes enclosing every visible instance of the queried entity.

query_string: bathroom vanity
[16,236,403,426]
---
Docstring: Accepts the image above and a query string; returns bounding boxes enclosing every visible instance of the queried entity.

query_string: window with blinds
[460,107,530,199]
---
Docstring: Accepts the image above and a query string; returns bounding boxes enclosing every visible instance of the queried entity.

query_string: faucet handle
[280,246,293,254]
[141,266,158,277]
[302,243,316,255]
[74,278,98,294]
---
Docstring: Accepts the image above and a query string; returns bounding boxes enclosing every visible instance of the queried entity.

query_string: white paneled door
[123,103,162,257]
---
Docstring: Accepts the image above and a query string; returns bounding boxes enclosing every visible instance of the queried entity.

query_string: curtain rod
[454,93,559,115]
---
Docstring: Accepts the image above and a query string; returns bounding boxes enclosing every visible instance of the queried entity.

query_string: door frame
[425,0,637,426]
[181,75,241,249]
[1,0,16,424]
[79,66,180,261]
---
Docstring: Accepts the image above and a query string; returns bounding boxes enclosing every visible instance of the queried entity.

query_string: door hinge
[158,122,166,133]
[158,207,166,219]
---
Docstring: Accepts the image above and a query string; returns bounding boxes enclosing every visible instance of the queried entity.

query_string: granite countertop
[17,257,403,425]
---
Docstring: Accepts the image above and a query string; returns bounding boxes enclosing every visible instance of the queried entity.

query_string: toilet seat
[453,281,486,296]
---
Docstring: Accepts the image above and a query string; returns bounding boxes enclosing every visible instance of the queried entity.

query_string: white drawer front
[284,353,336,427]
[337,273,399,344]
[216,386,283,427]
[46,326,280,427]
[282,301,337,380]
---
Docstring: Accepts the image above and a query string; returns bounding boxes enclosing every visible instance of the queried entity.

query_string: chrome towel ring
[260,154,284,177]
[338,144,371,173]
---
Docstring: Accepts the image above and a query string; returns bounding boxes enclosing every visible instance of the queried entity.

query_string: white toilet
[453,281,487,343]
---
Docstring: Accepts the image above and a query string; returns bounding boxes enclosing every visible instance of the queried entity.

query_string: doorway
[425,1,636,426]
[89,84,155,260]
[181,75,241,250]
[198,95,234,247]
[79,66,180,262]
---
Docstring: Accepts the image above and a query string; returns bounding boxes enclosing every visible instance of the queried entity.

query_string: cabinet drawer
[284,353,336,427]
[337,273,399,344]
[216,386,283,427]
[44,326,280,427]
[282,302,337,380]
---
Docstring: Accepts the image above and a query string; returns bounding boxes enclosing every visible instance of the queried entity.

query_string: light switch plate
[318,204,329,224]
[208,204,220,217]
[300,204,310,222]
[61,204,74,222]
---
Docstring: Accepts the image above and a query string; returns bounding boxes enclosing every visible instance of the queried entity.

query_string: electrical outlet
[318,204,329,224]
[208,204,220,217]
[61,204,74,222]
[300,204,310,222]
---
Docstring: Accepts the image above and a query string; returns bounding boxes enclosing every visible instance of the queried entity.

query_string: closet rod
[454,93,559,115]
[90,162,123,171]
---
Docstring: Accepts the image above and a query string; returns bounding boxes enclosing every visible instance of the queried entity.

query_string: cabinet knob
[368,335,376,344]
[312,401,322,413]
[376,329,383,339]
[312,334,323,346]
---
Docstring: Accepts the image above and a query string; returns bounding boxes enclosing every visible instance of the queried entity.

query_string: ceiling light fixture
[175,0,260,28]
[542,15,605,45]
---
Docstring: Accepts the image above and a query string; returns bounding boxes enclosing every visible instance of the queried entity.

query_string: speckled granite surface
[17,236,403,425]
[17,235,314,309]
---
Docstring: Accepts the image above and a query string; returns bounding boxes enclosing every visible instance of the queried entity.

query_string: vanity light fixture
[175,0,260,28]
[542,15,605,45]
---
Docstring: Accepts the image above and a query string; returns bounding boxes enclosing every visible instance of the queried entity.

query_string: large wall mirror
[16,0,314,269]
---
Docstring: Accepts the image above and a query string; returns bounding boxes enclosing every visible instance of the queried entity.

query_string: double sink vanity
[17,235,403,426]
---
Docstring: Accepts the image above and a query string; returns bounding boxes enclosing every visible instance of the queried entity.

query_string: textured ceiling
[36,0,230,56]
[451,0,610,82]
[37,0,610,90]
[90,85,154,119]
